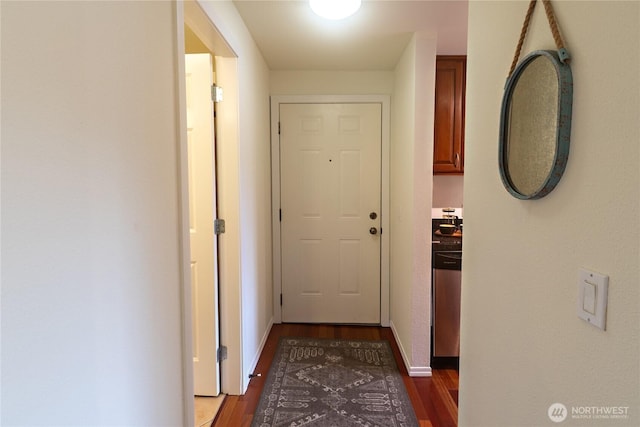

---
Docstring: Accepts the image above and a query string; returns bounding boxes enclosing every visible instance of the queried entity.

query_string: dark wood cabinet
[433,56,466,174]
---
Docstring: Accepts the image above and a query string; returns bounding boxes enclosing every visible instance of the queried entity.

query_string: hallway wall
[1,2,185,425]
[461,1,640,425]
[270,70,394,95]
[390,33,437,375]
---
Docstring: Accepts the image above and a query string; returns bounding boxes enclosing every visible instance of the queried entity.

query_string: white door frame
[177,2,243,426]
[270,95,390,327]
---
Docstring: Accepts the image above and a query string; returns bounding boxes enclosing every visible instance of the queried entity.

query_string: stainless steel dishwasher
[432,251,462,359]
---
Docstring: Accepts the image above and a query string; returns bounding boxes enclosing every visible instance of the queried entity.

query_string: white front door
[280,103,382,324]
[186,53,220,396]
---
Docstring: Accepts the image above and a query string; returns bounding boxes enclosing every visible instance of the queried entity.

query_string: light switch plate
[577,268,608,330]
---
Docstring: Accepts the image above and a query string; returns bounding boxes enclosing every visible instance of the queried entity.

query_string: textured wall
[390,33,436,374]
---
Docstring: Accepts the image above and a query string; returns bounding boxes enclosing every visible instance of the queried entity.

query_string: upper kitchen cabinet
[433,56,466,174]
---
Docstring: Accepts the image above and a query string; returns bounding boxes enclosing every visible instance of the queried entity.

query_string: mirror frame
[499,49,573,200]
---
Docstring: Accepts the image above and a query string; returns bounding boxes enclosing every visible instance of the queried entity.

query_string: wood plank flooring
[212,324,458,427]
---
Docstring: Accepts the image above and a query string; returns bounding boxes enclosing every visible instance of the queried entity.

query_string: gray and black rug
[251,337,419,427]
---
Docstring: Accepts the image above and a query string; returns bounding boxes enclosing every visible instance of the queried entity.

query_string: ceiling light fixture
[309,0,362,20]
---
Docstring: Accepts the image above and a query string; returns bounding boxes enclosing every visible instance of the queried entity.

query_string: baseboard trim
[244,317,274,391]
[390,320,432,377]
[408,366,432,377]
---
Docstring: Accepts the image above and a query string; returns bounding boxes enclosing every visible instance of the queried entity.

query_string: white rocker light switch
[577,268,608,330]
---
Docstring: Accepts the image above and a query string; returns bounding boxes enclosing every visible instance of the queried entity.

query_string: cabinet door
[434,56,466,174]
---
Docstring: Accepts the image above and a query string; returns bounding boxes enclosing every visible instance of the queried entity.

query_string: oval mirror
[499,50,573,199]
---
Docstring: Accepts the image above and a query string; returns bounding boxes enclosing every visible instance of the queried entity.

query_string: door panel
[186,53,219,396]
[280,103,381,324]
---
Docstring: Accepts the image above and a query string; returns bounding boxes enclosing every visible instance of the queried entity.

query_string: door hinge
[217,346,228,362]
[280,293,283,306]
[211,85,224,103]
[278,121,281,135]
[214,218,226,235]
[279,209,282,222]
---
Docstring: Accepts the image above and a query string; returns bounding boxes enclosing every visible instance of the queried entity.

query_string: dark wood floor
[212,323,458,427]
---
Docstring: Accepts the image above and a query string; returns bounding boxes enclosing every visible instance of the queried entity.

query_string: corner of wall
[390,321,432,377]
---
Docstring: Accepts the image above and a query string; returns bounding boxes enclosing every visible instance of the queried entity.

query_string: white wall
[390,33,436,375]
[1,2,184,425]
[270,70,394,95]
[197,0,273,393]
[432,175,464,209]
[390,31,416,368]
[460,1,639,425]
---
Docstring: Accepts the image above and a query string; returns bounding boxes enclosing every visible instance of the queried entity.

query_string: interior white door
[186,53,220,396]
[280,103,382,324]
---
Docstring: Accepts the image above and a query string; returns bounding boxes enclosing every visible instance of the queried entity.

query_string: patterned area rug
[251,337,419,427]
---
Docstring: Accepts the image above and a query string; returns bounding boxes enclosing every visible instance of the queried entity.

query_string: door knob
[369,227,378,235]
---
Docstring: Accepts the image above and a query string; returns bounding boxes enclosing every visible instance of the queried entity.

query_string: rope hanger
[508,0,570,79]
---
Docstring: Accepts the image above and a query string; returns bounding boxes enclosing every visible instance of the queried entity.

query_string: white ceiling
[232,0,469,70]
